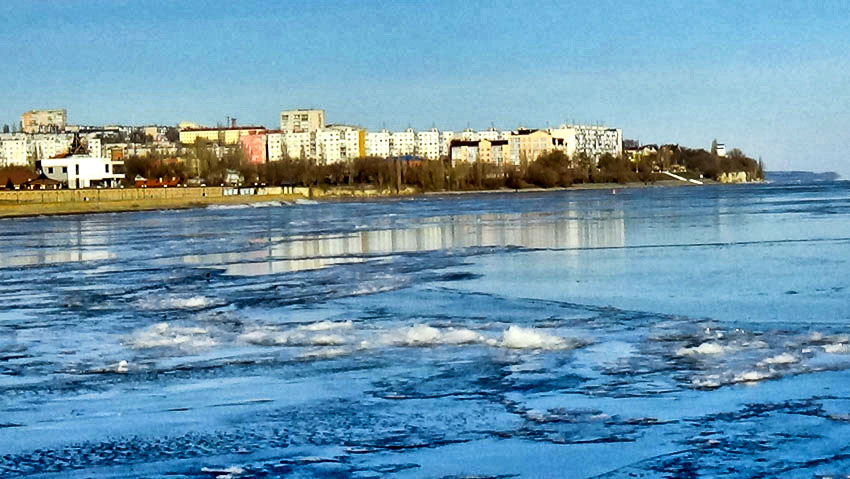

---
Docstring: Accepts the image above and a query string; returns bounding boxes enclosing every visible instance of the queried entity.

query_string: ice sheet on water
[135,295,214,310]
[500,325,580,350]
[206,201,286,210]
[297,320,353,331]
[125,322,217,350]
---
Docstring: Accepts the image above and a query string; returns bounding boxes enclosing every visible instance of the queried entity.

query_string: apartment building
[240,131,267,164]
[280,109,325,133]
[178,126,266,145]
[21,109,67,134]
[439,131,456,158]
[0,134,28,167]
[284,131,314,160]
[27,134,74,161]
[390,128,416,156]
[477,128,503,142]
[450,139,510,166]
[267,132,285,162]
[569,125,623,158]
[509,129,554,165]
[365,130,390,157]
[415,128,440,159]
[316,125,364,164]
[450,140,480,164]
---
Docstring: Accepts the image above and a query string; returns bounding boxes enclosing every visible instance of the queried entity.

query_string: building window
[62,166,67,173]
[48,167,54,173]
[105,164,110,173]
[75,164,79,175]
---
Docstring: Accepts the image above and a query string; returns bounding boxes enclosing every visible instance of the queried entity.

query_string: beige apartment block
[21,109,67,134]
[280,109,325,133]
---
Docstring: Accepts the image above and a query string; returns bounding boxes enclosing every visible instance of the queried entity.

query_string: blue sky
[1,0,848,174]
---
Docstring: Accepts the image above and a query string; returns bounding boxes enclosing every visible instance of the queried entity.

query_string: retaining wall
[0,187,226,204]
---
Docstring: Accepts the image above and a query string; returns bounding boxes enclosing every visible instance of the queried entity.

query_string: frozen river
[2,180,850,478]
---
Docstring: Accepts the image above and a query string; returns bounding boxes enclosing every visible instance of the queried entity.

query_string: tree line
[121,140,764,190]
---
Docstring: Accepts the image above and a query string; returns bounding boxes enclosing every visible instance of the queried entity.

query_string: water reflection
[182,212,626,276]
[0,217,115,268]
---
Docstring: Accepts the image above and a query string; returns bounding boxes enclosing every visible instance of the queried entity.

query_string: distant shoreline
[0,178,736,219]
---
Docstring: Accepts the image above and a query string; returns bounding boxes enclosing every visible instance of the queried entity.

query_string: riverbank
[0,193,312,218]
[0,178,732,219]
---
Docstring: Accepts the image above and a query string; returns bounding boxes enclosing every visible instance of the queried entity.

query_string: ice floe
[125,322,217,349]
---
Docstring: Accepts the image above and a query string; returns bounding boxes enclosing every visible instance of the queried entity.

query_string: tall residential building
[415,128,440,159]
[365,130,390,157]
[27,134,75,161]
[477,128,502,142]
[459,128,478,141]
[21,109,67,134]
[280,109,325,133]
[439,131,456,158]
[277,131,313,160]
[240,131,268,164]
[316,125,364,164]
[82,136,102,159]
[390,128,416,156]
[267,132,285,162]
[0,134,28,167]
[568,124,623,158]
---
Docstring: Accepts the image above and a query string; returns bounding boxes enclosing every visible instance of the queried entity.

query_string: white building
[415,128,440,159]
[365,130,390,157]
[81,136,102,158]
[40,155,125,189]
[477,128,502,141]
[390,128,416,156]
[548,126,578,158]
[267,132,284,162]
[280,131,313,160]
[27,134,74,161]
[459,129,478,141]
[0,134,28,167]
[440,131,456,158]
[315,125,363,164]
[569,125,623,158]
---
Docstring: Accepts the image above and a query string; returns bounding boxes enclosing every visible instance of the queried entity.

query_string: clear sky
[2,0,848,174]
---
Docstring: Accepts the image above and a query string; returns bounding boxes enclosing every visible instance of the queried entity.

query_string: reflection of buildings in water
[177,211,627,276]
[352,212,626,253]
[0,217,114,268]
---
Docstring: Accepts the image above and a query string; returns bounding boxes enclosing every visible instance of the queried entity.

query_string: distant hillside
[766,171,841,184]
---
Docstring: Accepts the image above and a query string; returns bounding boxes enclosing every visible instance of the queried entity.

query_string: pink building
[240,132,267,165]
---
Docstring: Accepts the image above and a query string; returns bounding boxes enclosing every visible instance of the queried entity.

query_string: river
[1,180,849,477]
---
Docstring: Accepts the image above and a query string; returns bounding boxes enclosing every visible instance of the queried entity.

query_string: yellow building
[508,129,553,165]
[179,126,267,145]
[450,139,510,166]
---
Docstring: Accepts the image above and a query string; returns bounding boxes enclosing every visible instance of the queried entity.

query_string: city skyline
[2,0,848,175]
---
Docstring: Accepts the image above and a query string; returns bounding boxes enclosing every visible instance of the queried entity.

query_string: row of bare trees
[122,139,763,189]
